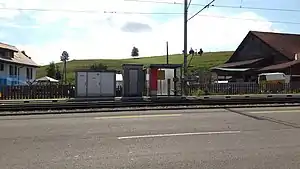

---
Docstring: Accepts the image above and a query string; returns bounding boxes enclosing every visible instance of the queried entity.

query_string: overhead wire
[122,0,300,25]
[197,14,300,25]
[1,1,298,14]
[188,0,215,21]
[0,5,299,25]
[186,0,216,68]
[0,7,179,14]
[187,0,192,9]
[124,0,300,13]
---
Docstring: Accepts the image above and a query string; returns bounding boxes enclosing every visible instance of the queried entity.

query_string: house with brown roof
[0,42,39,85]
[211,31,300,82]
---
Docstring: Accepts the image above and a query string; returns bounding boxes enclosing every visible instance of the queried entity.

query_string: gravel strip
[1,103,300,116]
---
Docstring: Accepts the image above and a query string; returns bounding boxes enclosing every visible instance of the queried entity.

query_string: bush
[192,89,207,96]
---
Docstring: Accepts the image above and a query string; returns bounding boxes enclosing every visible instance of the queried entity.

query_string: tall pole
[61,51,69,84]
[64,60,67,84]
[183,0,188,96]
[166,41,169,64]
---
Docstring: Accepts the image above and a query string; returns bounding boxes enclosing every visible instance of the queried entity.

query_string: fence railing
[2,82,300,100]
[188,82,300,95]
[0,84,75,100]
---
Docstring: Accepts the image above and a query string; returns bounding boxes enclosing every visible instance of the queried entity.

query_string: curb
[1,94,300,104]
[1,103,299,117]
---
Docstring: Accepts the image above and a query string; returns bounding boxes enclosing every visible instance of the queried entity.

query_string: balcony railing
[0,75,31,85]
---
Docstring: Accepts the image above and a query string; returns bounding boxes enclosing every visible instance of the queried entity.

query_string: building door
[76,72,87,97]
[100,72,115,97]
[129,69,138,96]
[87,72,101,97]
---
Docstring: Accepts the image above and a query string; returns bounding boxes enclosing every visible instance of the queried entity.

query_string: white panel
[157,79,163,95]
[157,69,175,95]
[77,72,87,97]
[100,72,115,96]
[87,72,101,97]
[129,69,138,95]
[116,74,123,81]
[162,69,167,95]
[165,69,175,95]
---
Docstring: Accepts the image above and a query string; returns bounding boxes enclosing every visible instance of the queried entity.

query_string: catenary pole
[183,0,188,95]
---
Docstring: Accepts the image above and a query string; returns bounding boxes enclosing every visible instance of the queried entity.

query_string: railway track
[1,98,300,112]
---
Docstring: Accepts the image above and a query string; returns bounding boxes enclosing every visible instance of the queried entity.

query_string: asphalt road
[1,107,300,169]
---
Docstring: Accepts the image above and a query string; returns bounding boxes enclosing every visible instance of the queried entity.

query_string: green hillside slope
[37,51,233,83]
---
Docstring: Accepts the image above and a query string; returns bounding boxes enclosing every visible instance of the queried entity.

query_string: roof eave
[0,58,39,67]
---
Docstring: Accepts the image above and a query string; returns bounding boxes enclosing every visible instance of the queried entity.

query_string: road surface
[1,107,300,169]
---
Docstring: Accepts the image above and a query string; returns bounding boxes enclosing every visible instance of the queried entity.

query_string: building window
[0,63,4,71]
[10,52,14,58]
[26,68,33,79]
[14,66,17,75]
[0,51,5,57]
[9,65,13,76]
[30,68,32,79]
[26,68,29,79]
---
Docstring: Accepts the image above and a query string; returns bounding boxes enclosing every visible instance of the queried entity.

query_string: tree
[90,63,108,70]
[46,62,57,78]
[131,46,139,57]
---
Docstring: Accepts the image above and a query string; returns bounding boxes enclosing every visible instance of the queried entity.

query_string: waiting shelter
[147,64,182,96]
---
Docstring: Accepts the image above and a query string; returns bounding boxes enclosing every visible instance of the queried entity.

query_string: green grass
[37,51,233,83]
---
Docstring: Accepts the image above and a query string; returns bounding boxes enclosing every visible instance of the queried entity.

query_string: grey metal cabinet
[75,70,116,97]
[122,64,145,97]
[87,72,101,97]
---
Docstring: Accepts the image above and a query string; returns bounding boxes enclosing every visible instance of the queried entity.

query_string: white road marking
[249,110,300,114]
[117,130,241,140]
[94,114,182,120]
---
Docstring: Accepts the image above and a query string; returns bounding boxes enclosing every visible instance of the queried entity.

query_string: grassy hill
[37,51,233,83]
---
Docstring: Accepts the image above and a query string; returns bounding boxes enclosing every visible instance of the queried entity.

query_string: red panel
[150,68,158,90]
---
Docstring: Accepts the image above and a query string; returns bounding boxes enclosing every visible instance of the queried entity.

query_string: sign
[157,70,165,80]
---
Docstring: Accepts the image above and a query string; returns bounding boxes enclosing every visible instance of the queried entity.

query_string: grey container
[122,64,145,97]
[75,69,117,99]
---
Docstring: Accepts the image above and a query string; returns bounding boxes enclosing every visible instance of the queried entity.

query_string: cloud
[0,0,279,65]
[121,22,152,33]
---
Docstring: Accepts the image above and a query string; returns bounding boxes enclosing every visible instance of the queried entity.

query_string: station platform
[0,94,300,105]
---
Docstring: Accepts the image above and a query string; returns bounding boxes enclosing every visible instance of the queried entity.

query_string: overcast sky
[0,0,299,65]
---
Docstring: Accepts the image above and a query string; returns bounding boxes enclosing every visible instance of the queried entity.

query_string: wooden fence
[2,82,300,99]
[0,84,75,100]
[188,82,300,95]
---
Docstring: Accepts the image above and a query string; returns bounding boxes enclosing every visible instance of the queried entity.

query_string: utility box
[75,70,116,98]
[122,64,145,97]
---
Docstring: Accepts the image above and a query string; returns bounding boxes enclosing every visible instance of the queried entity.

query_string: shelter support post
[167,79,171,96]
[174,69,177,96]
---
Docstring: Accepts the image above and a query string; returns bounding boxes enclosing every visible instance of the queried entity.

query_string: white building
[0,42,39,85]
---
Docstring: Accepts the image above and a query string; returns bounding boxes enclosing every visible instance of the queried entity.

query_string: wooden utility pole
[61,51,69,84]
[166,41,169,64]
